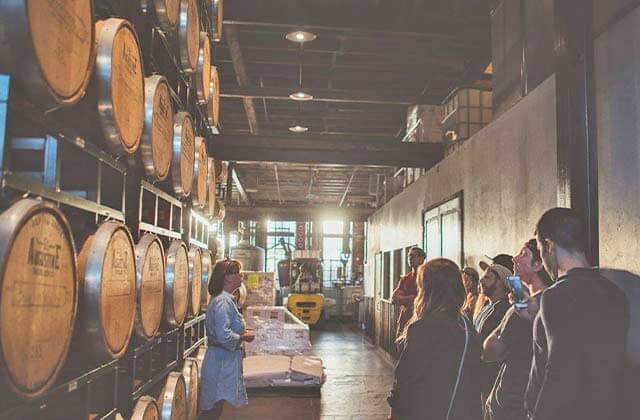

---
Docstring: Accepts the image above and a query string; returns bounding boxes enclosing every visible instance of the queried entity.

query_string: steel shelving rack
[0,1,222,416]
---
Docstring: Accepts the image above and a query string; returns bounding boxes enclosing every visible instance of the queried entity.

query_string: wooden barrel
[195,33,212,104]
[188,247,202,316]
[178,0,200,73]
[205,67,220,128]
[192,137,209,209]
[182,358,199,420]
[95,18,145,156]
[0,0,94,108]
[141,75,174,182]
[164,240,189,327]
[158,372,187,420]
[195,346,206,378]
[205,157,217,219]
[133,234,165,341]
[200,249,212,311]
[171,112,195,198]
[144,0,180,31]
[0,199,77,399]
[77,221,136,361]
[131,395,160,420]
[209,0,224,42]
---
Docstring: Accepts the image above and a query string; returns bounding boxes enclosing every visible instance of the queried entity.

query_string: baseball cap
[479,254,514,273]
[483,263,513,289]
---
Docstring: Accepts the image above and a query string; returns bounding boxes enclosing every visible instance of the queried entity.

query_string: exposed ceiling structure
[215,0,491,213]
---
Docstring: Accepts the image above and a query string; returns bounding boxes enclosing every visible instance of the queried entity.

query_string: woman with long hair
[199,258,255,419]
[389,258,483,420]
[460,266,480,320]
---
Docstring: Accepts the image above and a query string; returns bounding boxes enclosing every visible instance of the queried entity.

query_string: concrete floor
[222,321,394,420]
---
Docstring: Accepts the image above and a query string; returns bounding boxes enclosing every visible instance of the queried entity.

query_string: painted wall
[595,6,640,273]
[365,75,559,296]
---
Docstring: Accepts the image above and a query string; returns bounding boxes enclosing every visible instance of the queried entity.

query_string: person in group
[482,239,553,420]
[525,208,628,420]
[388,258,483,420]
[460,266,480,320]
[199,258,255,420]
[474,261,511,344]
[473,260,511,403]
[473,254,513,322]
[391,246,426,339]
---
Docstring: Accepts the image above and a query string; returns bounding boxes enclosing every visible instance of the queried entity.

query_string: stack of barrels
[0,198,211,399]
[0,0,227,403]
[0,0,226,221]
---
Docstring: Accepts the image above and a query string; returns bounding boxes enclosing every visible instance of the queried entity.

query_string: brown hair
[209,258,242,297]
[398,258,465,342]
[535,207,587,255]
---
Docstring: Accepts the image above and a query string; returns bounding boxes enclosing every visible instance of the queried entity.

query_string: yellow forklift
[280,247,325,325]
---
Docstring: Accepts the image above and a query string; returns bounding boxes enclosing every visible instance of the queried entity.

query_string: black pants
[198,400,224,420]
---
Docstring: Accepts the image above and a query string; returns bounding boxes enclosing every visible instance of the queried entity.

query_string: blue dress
[199,291,248,410]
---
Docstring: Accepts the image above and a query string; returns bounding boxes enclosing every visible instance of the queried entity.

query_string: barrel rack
[0,2,219,410]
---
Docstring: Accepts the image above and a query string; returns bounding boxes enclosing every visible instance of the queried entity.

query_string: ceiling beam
[226,204,375,222]
[273,164,283,205]
[208,135,444,168]
[218,128,398,138]
[220,85,439,105]
[340,169,357,207]
[224,25,259,134]
[231,164,251,205]
[223,20,482,44]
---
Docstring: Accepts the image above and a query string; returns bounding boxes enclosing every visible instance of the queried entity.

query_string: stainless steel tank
[230,240,265,271]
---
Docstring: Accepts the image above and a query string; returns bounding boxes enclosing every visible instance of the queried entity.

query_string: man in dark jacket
[475,262,511,406]
[525,208,629,420]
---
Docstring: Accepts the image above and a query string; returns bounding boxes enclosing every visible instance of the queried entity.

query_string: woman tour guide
[199,258,255,419]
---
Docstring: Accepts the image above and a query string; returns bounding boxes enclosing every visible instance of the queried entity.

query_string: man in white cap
[475,262,512,342]
[475,261,512,407]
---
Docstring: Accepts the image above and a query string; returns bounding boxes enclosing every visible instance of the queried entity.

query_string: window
[423,195,463,266]
[229,231,239,249]
[321,220,353,286]
[248,220,257,246]
[363,221,368,264]
[266,221,296,279]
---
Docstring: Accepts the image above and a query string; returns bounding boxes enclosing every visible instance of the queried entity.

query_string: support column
[553,0,599,264]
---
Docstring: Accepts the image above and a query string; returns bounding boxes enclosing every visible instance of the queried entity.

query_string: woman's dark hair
[209,258,242,297]
[398,258,465,342]
[525,239,554,286]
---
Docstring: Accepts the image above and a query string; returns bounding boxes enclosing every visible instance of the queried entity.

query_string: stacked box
[242,271,276,306]
[244,306,312,356]
[243,355,326,388]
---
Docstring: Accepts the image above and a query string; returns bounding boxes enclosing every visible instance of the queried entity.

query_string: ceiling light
[289,91,313,101]
[285,30,317,43]
[289,125,309,133]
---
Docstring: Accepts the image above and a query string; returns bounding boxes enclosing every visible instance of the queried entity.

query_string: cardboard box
[242,271,276,306]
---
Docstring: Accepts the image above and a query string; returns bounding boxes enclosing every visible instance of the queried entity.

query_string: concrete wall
[365,75,559,296]
[595,6,640,273]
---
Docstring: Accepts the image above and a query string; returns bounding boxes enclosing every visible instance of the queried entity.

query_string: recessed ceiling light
[289,91,313,101]
[285,30,317,43]
[289,125,309,133]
